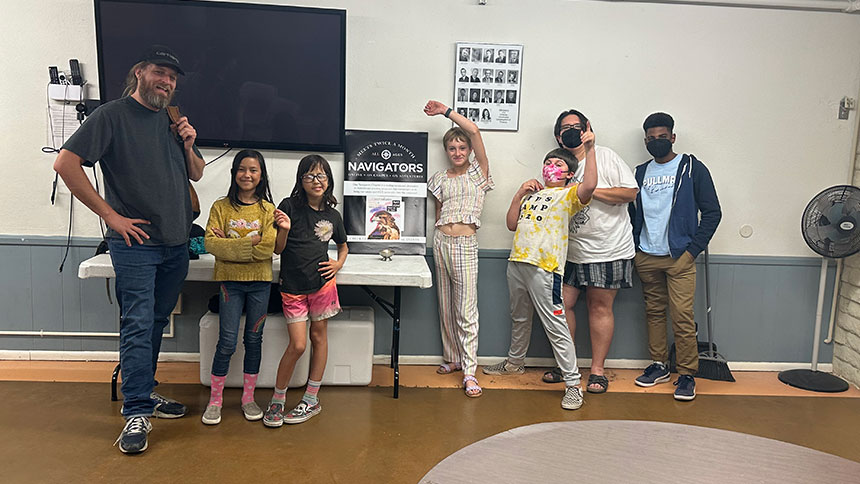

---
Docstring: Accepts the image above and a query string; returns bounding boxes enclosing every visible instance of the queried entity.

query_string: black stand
[777,369,849,393]
[361,286,402,398]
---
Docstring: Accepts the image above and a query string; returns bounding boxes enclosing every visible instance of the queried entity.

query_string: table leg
[111,363,121,401]
[393,286,401,399]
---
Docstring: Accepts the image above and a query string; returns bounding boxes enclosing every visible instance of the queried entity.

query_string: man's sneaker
[561,386,584,410]
[242,401,264,421]
[114,416,152,454]
[634,363,671,387]
[482,359,526,375]
[201,404,221,425]
[263,402,285,428]
[151,392,187,418]
[674,375,696,401]
[284,400,322,424]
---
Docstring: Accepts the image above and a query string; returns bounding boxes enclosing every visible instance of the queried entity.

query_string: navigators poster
[343,130,428,255]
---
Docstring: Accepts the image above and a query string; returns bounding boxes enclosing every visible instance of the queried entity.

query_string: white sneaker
[561,386,584,410]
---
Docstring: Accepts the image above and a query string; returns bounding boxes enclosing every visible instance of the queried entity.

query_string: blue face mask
[561,128,582,149]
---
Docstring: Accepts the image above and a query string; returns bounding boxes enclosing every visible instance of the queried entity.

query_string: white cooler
[322,306,374,385]
[199,306,374,387]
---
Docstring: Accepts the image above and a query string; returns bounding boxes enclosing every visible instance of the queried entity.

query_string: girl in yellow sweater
[202,150,276,425]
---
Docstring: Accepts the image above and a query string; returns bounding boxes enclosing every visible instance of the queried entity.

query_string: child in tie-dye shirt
[202,150,276,425]
[483,124,597,411]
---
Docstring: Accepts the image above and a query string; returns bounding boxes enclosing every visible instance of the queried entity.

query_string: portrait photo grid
[453,42,522,131]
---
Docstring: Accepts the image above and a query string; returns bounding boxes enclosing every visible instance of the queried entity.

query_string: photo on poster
[366,197,403,240]
[458,68,469,82]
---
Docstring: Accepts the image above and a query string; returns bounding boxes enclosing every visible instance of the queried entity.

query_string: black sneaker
[114,416,152,454]
[634,363,671,387]
[674,375,696,401]
[151,392,186,418]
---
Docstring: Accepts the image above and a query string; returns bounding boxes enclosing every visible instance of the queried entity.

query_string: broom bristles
[697,352,735,382]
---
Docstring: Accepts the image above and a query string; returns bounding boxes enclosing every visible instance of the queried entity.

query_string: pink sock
[242,373,258,405]
[209,374,226,407]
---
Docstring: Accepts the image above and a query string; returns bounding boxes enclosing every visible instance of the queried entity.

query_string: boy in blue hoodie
[629,112,721,401]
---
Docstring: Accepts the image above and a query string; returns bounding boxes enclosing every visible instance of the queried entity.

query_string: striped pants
[433,230,480,376]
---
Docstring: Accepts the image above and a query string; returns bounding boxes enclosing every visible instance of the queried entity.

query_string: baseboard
[0,350,833,373]
[371,355,834,373]
[0,350,200,362]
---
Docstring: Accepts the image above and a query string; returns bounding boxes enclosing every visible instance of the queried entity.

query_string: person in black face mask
[629,112,722,402]
[537,110,639,394]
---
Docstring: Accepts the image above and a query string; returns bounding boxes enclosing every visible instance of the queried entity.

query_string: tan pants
[634,251,698,375]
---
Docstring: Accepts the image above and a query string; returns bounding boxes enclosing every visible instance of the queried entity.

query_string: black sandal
[587,374,609,393]
[541,367,564,383]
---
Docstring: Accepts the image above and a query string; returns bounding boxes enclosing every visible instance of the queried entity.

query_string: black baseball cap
[139,45,184,75]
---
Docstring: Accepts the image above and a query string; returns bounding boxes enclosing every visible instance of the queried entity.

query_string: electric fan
[778,185,860,392]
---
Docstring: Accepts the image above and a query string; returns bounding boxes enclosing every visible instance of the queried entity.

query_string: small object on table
[379,248,394,261]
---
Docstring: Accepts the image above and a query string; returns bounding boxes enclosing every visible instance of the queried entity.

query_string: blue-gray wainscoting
[0,236,836,364]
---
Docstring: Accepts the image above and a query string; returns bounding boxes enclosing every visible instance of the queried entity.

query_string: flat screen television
[94,0,346,152]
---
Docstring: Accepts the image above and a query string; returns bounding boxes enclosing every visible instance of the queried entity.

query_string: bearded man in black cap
[54,45,204,454]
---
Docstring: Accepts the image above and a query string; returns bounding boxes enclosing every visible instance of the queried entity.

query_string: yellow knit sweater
[204,198,276,282]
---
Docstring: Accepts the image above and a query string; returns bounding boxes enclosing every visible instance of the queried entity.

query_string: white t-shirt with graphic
[639,153,682,255]
[567,145,638,264]
[509,185,586,275]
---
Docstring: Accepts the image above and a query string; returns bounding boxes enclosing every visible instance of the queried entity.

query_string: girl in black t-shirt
[262,155,348,428]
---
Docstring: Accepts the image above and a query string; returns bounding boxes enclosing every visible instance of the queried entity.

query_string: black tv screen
[94,0,346,152]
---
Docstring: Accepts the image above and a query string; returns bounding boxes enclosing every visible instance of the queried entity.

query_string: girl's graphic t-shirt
[277,196,347,295]
[508,185,586,275]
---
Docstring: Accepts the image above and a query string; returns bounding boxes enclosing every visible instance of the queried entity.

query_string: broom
[696,247,735,382]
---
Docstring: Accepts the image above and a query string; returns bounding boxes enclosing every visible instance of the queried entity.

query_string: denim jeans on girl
[211,281,270,376]
[108,239,189,419]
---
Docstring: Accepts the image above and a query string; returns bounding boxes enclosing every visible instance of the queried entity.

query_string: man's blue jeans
[211,281,269,376]
[109,240,188,418]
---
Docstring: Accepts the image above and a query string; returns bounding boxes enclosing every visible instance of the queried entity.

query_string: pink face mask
[542,163,567,183]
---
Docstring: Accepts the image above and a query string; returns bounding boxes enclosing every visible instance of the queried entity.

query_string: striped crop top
[427,159,494,228]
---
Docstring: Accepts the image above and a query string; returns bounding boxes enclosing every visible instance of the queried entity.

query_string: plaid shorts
[563,258,634,289]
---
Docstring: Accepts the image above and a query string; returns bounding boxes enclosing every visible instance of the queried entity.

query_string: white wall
[3,0,860,256]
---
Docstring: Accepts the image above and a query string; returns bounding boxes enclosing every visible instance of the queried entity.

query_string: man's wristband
[444,107,452,118]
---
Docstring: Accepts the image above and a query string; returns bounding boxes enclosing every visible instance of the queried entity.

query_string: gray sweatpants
[506,261,581,387]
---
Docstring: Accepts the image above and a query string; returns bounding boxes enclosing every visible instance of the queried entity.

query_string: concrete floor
[2,380,859,483]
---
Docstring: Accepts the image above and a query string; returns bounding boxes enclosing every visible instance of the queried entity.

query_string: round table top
[420,420,860,484]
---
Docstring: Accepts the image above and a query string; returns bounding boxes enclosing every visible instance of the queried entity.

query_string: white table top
[78,251,433,289]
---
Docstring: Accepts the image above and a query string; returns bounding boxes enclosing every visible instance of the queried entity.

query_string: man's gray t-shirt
[63,96,197,246]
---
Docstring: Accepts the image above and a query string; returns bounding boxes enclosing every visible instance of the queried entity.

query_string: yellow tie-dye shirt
[508,185,586,275]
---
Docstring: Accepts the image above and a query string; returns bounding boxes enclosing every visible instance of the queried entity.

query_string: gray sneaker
[561,386,584,410]
[114,416,152,454]
[242,401,264,421]
[482,359,526,375]
[284,400,322,424]
[201,404,221,425]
